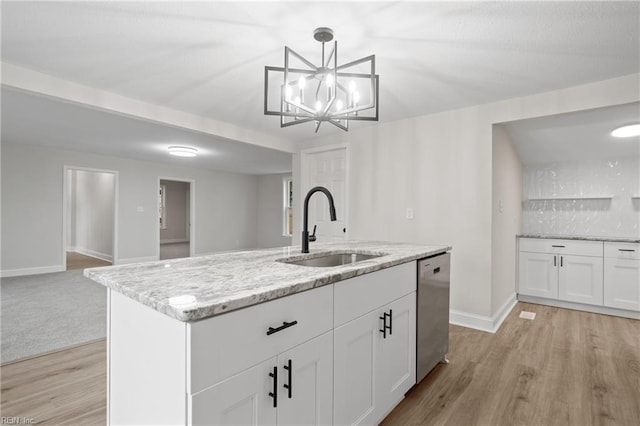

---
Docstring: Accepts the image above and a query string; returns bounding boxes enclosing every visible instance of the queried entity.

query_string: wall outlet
[405,208,414,220]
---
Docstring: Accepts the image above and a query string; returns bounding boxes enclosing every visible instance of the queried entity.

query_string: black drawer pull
[267,320,298,336]
[433,267,441,274]
[619,249,636,252]
[551,245,565,248]
[379,311,392,339]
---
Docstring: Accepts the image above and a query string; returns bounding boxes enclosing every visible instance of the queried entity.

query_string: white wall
[491,125,522,317]
[522,157,639,237]
[256,173,293,248]
[1,142,261,276]
[160,180,189,243]
[70,169,115,261]
[293,73,640,329]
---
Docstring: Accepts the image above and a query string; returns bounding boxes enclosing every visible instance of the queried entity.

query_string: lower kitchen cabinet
[333,292,416,425]
[604,242,640,311]
[518,252,558,299]
[190,331,333,426]
[558,254,603,305]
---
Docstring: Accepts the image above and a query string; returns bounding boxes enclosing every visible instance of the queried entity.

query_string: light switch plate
[405,208,414,220]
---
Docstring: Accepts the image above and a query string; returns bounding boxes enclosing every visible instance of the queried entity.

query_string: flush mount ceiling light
[264,27,379,133]
[611,124,640,138]
[168,146,198,157]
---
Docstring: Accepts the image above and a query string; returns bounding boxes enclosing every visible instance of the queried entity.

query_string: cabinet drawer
[519,238,602,257]
[604,242,640,260]
[334,262,416,327]
[187,284,333,394]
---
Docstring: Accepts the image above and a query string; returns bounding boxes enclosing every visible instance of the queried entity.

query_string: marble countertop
[518,234,640,243]
[84,240,451,322]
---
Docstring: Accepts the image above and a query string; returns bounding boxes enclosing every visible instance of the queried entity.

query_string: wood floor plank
[382,302,640,426]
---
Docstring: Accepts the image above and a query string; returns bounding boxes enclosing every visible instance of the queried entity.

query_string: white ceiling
[1,1,639,167]
[503,102,640,165]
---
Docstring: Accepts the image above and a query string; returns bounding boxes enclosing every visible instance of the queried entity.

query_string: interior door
[304,147,347,241]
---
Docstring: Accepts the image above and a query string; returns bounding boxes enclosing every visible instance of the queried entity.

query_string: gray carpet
[1,269,106,363]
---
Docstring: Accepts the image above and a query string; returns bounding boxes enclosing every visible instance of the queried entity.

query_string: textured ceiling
[2,1,639,143]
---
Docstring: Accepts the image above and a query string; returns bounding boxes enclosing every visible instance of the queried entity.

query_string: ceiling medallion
[264,27,379,133]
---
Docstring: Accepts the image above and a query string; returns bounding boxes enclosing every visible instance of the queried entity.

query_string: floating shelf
[524,196,613,201]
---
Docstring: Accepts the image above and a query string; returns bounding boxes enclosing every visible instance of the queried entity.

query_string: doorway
[63,166,118,270]
[300,145,348,242]
[158,178,194,260]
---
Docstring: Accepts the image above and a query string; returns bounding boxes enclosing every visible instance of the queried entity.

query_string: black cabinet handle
[283,359,292,399]
[379,311,392,339]
[268,366,278,408]
[388,309,393,336]
[619,249,636,252]
[560,256,563,267]
[552,245,565,248]
[553,255,557,267]
[266,320,298,336]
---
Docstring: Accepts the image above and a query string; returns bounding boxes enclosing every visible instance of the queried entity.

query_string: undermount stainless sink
[279,252,385,267]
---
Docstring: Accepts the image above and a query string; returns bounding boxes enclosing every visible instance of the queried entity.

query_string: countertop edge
[517,234,640,243]
[86,244,451,322]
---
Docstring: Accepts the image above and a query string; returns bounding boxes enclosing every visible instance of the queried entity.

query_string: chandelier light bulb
[335,100,343,111]
[298,76,306,89]
[315,100,323,112]
[349,80,356,93]
[326,74,333,87]
[353,91,360,104]
[295,95,301,104]
[285,85,293,100]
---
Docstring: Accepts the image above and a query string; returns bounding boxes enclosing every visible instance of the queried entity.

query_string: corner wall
[256,173,292,249]
[293,73,640,329]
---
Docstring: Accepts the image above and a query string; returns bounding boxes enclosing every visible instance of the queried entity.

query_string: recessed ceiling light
[611,124,640,138]
[168,146,198,157]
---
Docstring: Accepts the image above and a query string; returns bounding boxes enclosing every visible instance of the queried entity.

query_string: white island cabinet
[106,261,419,426]
[604,242,640,311]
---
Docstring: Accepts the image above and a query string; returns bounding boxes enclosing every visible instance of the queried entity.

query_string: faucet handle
[309,225,317,242]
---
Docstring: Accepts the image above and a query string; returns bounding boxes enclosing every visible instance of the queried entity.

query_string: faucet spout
[302,186,337,253]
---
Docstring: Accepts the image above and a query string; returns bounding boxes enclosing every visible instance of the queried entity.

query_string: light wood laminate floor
[66,251,111,270]
[1,303,638,425]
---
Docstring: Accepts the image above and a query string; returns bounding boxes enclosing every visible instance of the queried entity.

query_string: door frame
[62,165,119,269]
[157,177,196,260]
[300,143,350,241]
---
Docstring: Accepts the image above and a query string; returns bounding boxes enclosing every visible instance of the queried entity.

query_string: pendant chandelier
[264,27,379,133]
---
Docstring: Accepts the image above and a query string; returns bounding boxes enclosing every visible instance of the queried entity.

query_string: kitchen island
[85,240,451,425]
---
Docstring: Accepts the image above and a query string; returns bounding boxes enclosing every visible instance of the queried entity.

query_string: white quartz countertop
[84,241,451,322]
[518,234,640,243]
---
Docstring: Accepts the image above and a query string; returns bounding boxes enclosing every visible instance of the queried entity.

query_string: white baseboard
[160,239,189,245]
[70,247,113,262]
[450,293,518,334]
[1,265,66,278]
[114,256,158,265]
[518,294,640,320]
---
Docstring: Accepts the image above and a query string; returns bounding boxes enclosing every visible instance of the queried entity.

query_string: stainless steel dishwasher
[417,252,451,384]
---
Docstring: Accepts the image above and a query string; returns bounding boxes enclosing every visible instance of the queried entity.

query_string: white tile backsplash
[522,158,640,238]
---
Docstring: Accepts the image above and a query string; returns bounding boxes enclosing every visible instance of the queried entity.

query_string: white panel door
[376,293,416,418]
[278,331,333,426]
[604,258,640,311]
[518,252,558,299]
[559,255,604,306]
[333,310,378,426]
[305,147,347,241]
[189,358,277,426]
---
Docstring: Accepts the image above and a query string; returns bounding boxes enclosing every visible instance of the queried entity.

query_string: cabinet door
[189,358,277,426]
[604,258,640,311]
[334,309,379,426]
[518,252,558,299]
[278,331,333,426]
[376,293,416,419]
[559,255,603,306]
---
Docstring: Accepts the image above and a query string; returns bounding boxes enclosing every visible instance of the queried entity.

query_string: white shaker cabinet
[604,242,640,311]
[333,262,416,426]
[190,331,333,426]
[518,238,603,306]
